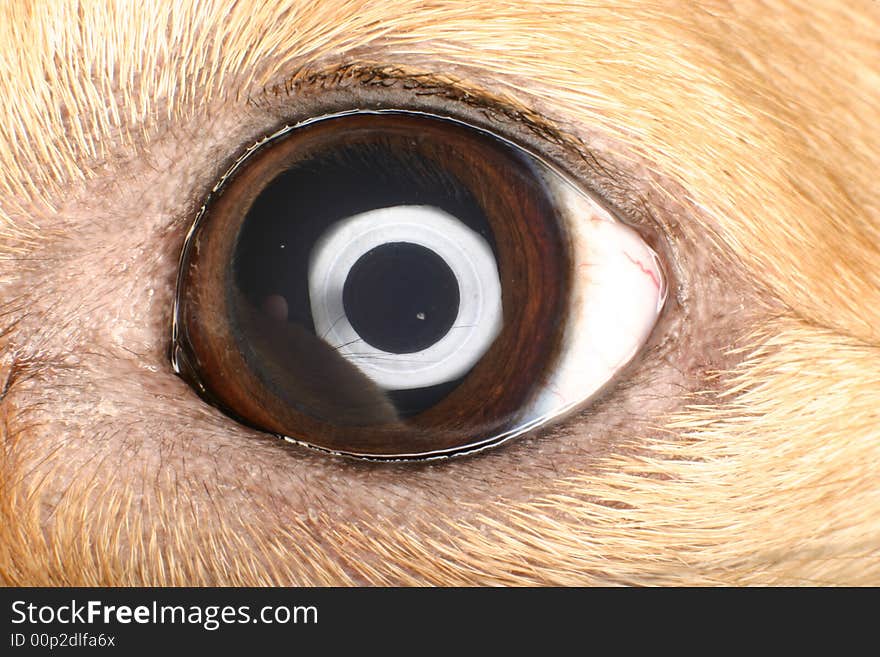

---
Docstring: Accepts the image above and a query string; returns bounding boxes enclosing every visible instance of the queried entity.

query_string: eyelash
[255,64,638,212]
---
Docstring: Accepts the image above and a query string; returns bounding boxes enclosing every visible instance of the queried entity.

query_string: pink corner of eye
[623,251,661,291]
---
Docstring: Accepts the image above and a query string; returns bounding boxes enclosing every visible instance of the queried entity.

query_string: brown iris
[172,112,570,458]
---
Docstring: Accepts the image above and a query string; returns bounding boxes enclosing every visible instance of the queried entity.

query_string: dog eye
[171,112,665,459]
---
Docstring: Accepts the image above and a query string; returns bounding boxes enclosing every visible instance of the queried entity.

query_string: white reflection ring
[308,205,502,390]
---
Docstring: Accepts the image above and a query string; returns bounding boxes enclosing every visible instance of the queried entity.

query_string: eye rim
[169,102,675,462]
[171,109,579,460]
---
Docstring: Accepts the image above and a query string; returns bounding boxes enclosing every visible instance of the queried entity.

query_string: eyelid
[249,62,648,226]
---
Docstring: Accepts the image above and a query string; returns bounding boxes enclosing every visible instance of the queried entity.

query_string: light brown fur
[0,0,878,585]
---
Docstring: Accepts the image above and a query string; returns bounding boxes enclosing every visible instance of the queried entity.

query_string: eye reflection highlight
[308,205,502,393]
[172,111,665,458]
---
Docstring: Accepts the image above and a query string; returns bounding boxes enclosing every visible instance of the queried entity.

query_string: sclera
[522,173,667,422]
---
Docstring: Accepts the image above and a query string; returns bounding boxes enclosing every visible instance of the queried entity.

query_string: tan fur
[0,0,878,585]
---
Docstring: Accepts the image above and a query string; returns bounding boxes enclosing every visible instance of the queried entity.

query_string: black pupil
[342,242,460,354]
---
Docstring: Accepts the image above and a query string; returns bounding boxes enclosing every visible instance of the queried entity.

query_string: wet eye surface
[172,112,666,459]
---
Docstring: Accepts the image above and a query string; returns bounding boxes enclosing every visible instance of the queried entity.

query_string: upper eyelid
[245,62,648,224]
